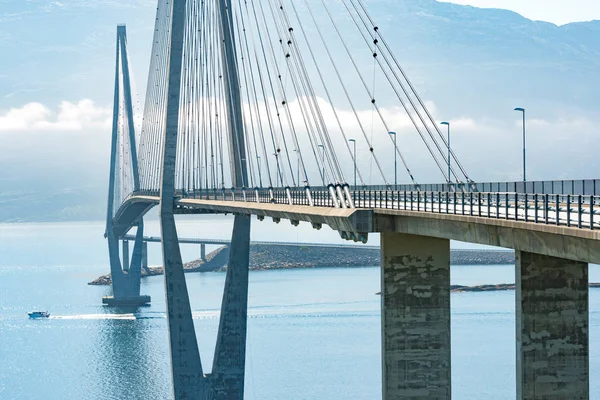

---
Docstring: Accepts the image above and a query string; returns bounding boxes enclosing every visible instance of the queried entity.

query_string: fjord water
[1,220,600,399]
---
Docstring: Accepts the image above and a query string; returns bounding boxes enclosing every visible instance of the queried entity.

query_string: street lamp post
[514,107,526,182]
[388,132,397,186]
[440,121,451,183]
[349,139,356,187]
[318,144,325,186]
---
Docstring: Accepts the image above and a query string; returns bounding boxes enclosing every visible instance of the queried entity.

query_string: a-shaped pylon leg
[209,214,251,399]
[103,221,151,307]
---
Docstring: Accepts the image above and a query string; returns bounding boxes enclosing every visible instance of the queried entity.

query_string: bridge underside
[374,209,600,265]
[112,196,373,240]
[112,196,159,238]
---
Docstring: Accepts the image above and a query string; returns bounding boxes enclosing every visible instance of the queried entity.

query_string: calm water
[1,219,600,399]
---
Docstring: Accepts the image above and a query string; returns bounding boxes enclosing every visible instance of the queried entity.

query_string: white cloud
[212,94,600,185]
[0,99,111,133]
[527,117,595,131]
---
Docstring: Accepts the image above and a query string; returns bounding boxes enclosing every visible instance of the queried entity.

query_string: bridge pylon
[156,0,251,398]
[103,24,150,307]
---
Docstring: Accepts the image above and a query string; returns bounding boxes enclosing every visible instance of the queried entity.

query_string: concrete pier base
[381,233,451,399]
[516,251,589,400]
[102,295,151,307]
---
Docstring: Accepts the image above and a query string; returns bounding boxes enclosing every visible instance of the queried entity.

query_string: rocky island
[89,244,515,286]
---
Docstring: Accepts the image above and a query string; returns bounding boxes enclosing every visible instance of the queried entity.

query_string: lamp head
[348,139,356,143]
[388,131,396,135]
[514,107,525,112]
[440,121,449,126]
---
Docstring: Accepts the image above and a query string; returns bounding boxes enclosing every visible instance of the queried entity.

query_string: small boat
[28,311,50,319]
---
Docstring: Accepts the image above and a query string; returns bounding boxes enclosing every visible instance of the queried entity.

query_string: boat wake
[38,306,368,321]
[49,314,136,320]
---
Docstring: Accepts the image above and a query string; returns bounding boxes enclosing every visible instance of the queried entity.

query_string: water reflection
[93,313,171,400]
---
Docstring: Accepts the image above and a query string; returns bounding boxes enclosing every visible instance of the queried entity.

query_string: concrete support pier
[142,241,149,273]
[201,243,206,262]
[381,233,451,399]
[516,251,589,400]
[122,240,130,272]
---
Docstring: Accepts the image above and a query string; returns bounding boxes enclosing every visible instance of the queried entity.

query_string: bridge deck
[112,193,600,264]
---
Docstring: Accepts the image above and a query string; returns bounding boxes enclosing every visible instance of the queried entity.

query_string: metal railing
[126,180,600,231]
[350,190,597,230]
[344,179,600,196]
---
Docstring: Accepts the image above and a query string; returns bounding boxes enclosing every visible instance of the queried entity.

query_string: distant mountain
[0,186,105,222]
[359,0,600,116]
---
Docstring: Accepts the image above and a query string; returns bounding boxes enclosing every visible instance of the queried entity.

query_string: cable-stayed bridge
[102,1,599,399]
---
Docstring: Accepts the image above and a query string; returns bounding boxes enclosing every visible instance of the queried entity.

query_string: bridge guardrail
[125,180,600,231]
[129,178,599,201]
[341,179,600,196]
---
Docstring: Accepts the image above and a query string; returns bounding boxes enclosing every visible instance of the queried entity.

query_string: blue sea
[1,218,600,399]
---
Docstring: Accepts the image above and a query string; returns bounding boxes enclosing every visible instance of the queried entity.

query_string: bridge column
[201,243,206,262]
[122,240,130,272]
[381,233,451,400]
[142,241,149,273]
[210,214,251,398]
[516,251,589,400]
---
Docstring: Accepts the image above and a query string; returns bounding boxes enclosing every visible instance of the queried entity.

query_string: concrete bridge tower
[104,25,150,307]
[158,0,251,398]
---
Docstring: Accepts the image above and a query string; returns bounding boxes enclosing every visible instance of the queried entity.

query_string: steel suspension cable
[340,0,451,182]
[342,0,455,182]
[262,0,336,187]
[237,0,287,187]
[254,0,310,187]
[314,0,417,184]
[353,0,473,183]
[284,0,367,187]
[299,0,389,185]
[232,5,259,188]
[138,2,167,191]
[273,0,347,185]
[240,0,278,188]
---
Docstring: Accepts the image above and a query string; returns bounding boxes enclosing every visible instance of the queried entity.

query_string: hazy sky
[444,0,600,25]
[1,0,600,216]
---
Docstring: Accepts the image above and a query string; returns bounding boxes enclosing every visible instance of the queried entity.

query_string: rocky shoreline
[89,244,515,286]
[450,283,600,293]
[89,245,230,285]
[89,244,600,293]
